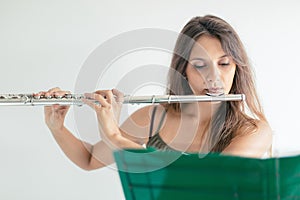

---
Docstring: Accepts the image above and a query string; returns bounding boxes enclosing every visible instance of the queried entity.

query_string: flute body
[0,93,245,106]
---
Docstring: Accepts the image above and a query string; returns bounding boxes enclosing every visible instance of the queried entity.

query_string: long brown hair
[166,15,267,152]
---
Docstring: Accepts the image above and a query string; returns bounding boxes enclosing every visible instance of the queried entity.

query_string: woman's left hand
[83,89,124,146]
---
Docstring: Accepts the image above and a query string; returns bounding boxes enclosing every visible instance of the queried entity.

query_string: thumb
[112,89,124,103]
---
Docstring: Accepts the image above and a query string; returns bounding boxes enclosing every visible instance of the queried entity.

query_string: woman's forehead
[190,35,226,60]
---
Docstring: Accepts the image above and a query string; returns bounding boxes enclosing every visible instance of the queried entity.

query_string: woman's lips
[205,88,224,96]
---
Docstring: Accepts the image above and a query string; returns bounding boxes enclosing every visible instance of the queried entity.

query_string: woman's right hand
[35,87,71,132]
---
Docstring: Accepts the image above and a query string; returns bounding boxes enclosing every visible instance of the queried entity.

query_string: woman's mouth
[205,88,224,96]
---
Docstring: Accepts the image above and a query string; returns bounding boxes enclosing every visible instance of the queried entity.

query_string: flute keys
[64,94,72,99]
[0,93,87,106]
[0,94,27,105]
[33,95,41,99]
[34,94,45,99]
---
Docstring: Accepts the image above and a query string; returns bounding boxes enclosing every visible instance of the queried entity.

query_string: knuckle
[48,87,60,92]
[106,105,112,109]
[103,90,112,95]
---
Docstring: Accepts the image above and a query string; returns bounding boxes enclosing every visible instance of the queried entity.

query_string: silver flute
[0,93,245,106]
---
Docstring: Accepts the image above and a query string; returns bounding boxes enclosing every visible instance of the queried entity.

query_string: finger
[33,91,46,97]
[112,88,124,103]
[35,87,63,97]
[106,90,114,104]
[52,104,60,110]
[94,90,109,99]
[51,104,70,113]
[44,88,59,97]
[53,90,71,98]
[84,93,109,107]
[51,105,66,116]
[45,87,64,97]
[44,105,52,112]
[47,90,71,98]
[95,90,113,104]
[47,87,61,93]
[82,98,101,111]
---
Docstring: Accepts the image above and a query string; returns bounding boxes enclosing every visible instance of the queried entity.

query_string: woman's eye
[220,63,230,66]
[193,64,207,69]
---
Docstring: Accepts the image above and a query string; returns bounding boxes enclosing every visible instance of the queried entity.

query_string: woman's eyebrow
[190,54,228,61]
[190,57,206,61]
[218,54,228,59]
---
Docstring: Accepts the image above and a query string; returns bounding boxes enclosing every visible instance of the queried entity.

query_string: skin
[186,35,236,96]
[39,35,272,171]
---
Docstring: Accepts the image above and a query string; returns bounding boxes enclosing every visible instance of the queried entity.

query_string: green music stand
[114,148,300,200]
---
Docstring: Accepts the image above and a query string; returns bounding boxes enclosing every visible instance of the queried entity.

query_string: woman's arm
[77,104,155,170]
[50,126,105,170]
[50,126,142,171]
[43,88,152,171]
[40,87,107,170]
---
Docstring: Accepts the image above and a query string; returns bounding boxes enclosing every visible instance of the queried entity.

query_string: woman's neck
[180,102,222,124]
[167,103,221,153]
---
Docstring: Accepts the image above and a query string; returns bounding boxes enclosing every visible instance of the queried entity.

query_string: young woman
[38,15,272,170]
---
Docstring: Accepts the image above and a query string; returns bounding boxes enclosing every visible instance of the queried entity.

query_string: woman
[39,15,272,170]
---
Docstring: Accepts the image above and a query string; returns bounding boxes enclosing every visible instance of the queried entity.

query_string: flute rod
[0,94,245,106]
[123,94,245,104]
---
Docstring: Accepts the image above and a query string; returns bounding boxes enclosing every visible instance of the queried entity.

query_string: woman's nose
[206,65,221,85]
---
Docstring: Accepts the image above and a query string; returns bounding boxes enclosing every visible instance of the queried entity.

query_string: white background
[0,0,300,199]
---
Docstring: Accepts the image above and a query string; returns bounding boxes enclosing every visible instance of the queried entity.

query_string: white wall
[0,0,299,199]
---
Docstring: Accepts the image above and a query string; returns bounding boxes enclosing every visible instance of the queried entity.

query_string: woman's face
[186,35,236,96]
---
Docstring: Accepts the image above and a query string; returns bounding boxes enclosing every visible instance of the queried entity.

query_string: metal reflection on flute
[0,93,245,106]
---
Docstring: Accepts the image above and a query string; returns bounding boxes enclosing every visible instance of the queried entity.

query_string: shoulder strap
[149,106,158,138]
[155,109,167,133]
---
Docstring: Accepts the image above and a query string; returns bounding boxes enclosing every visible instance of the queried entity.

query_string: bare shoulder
[128,105,154,127]
[252,120,273,139]
[235,119,272,139]
[120,105,166,144]
[123,104,166,126]
[247,120,273,148]
[222,120,273,158]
